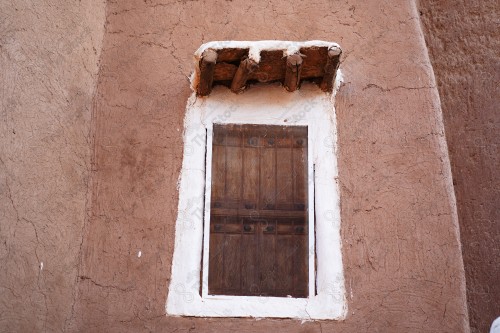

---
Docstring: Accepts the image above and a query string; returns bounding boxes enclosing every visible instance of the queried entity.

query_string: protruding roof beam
[230,58,259,93]
[320,46,342,92]
[197,49,218,96]
[283,54,303,92]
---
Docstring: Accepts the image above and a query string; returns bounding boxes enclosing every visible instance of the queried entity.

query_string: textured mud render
[418,1,500,332]
[0,1,474,332]
[0,0,106,331]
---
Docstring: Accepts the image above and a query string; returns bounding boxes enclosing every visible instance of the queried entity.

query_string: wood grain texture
[208,124,309,297]
[283,54,303,92]
[320,47,342,92]
[197,49,218,96]
[230,58,259,93]
[200,46,339,93]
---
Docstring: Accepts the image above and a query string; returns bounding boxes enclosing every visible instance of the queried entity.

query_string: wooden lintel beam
[230,58,258,93]
[320,46,342,92]
[197,49,218,96]
[284,54,303,92]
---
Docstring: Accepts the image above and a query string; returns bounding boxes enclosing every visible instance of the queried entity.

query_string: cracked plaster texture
[1,0,489,332]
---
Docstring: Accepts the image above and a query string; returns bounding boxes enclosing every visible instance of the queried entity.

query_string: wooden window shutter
[208,124,309,298]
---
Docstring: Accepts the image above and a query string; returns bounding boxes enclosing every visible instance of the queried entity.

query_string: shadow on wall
[418,0,500,332]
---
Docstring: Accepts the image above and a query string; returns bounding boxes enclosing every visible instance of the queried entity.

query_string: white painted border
[194,40,340,62]
[166,81,345,320]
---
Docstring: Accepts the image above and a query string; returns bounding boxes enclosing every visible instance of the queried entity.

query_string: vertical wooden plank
[260,147,276,210]
[208,216,225,295]
[211,125,226,209]
[293,220,308,297]
[259,220,276,295]
[223,217,241,295]
[275,223,294,296]
[276,147,293,210]
[293,134,308,211]
[241,218,258,295]
[225,129,243,209]
[211,144,226,208]
[242,137,259,210]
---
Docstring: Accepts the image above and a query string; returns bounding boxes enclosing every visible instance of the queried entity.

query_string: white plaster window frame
[167,82,346,320]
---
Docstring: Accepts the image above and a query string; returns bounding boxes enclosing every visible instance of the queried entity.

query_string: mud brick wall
[419,1,500,332]
[0,1,475,332]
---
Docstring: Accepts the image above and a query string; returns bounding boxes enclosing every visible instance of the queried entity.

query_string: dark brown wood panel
[225,145,242,209]
[211,144,225,209]
[276,147,293,210]
[213,62,238,81]
[208,216,225,294]
[300,46,328,78]
[241,218,258,295]
[249,50,286,83]
[216,48,249,63]
[260,147,276,210]
[224,232,241,292]
[208,124,309,298]
[242,145,258,210]
[276,233,294,296]
[293,232,308,297]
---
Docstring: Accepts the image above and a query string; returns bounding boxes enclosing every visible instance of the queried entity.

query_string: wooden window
[207,124,309,298]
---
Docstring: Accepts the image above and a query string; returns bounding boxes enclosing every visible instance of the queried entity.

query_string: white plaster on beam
[190,40,342,92]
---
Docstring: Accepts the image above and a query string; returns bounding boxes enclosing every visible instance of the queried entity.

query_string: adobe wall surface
[1,0,473,332]
[418,1,500,332]
[0,0,105,331]
[68,0,469,332]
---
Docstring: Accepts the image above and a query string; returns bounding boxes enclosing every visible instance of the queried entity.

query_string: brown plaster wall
[0,0,105,331]
[69,0,468,332]
[1,0,472,332]
[418,1,500,332]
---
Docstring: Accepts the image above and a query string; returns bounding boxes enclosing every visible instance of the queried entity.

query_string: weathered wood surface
[197,48,218,96]
[216,48,249,62]
[197,46,341,94]
[208,124,309,298]
[284,54,303,92]
[320,46,342,92]
[230,58,259,93]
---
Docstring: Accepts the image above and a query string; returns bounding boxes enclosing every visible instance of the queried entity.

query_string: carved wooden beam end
[230,58,259,93]
[320,45,342,92]
[197,48,218,96]
[284,54,304,92]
